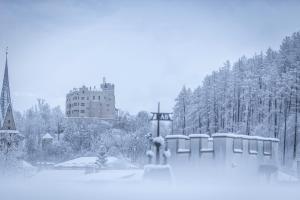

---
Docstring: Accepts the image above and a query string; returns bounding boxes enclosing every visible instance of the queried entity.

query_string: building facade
[66,78,116,119]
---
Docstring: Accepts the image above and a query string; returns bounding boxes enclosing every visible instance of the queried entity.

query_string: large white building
[65,78,116,119]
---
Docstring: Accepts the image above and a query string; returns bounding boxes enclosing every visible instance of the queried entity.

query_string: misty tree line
[173,32,300,166]
[14,99,151,164]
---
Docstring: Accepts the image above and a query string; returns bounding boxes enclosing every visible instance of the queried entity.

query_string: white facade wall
[66,80,116,119]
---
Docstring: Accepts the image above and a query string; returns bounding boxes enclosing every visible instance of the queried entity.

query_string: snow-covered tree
[96,145,108,169]
[173,31,300,168]
[173,86,192,135]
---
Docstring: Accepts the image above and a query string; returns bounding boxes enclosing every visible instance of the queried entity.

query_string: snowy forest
[173,32,300,167]
[13,99,152,165]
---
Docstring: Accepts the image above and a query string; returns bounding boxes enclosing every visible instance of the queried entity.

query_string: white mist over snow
[0,168,299,200]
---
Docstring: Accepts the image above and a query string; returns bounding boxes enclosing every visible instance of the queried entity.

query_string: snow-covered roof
[189,134,210,138]
[54,156,136,169]
[0,130,19,134]
[165,134,189,140]
[42,133,54,140]
[166,133,279,142]
[212,133,279,142]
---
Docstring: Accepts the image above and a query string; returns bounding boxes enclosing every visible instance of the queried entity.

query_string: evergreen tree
[173,31,300,167]
[96,145,108,169]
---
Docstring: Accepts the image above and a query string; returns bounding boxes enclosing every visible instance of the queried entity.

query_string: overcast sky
[1,0,300,114]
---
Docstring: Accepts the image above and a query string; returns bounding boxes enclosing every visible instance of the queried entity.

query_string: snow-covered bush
[163,149,171,158]
[146,150,154,157]
[152,136,165,146]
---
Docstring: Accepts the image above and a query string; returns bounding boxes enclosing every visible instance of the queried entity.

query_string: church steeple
[0,48,15,130]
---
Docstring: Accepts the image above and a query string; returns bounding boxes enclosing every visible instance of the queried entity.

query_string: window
[178,139,187,149]
[81,97,85,100]
[93,96,95,100]
[8,120,10,123]
[233,138,243,153]
[80,110,85,113]
[249,140,258,154]
[263,141,272,155]
[98,96,100,100]
[81,103,85,106]
[87,97,89,100]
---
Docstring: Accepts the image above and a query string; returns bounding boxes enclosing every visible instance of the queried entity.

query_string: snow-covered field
[1,168,300,200]
[32,169,144,183]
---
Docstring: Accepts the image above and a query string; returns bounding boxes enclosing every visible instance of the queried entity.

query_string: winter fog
[1,0,300,200]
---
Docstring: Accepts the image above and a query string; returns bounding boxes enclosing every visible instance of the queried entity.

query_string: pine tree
[96,145,107,169]
[173,31,300,166]
[173,86,192,135]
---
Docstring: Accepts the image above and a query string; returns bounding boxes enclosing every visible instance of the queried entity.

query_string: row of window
[67,96,112,101]
[68,108,113,114]
[233,138,272,155]
[69,110,85,113]
[68,103,112,108]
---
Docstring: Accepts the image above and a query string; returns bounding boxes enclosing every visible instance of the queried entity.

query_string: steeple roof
[0,48,16,130]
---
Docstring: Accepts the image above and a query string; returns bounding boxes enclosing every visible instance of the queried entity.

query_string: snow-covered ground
[0,167,300,200]
[31,169,144,183]
[0,158,300,200]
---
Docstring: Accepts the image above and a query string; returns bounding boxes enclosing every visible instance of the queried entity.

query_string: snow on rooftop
[165,135,189,139]
[189,134,210,138]
[212,133,279,142]
[55,157,97,168]
[0,130,19,134]
[54,156,136,169]
[42,133,53,140]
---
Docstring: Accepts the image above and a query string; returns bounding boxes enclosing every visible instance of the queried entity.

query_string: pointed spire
[5,47,8,64]
[1,47,12,120]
